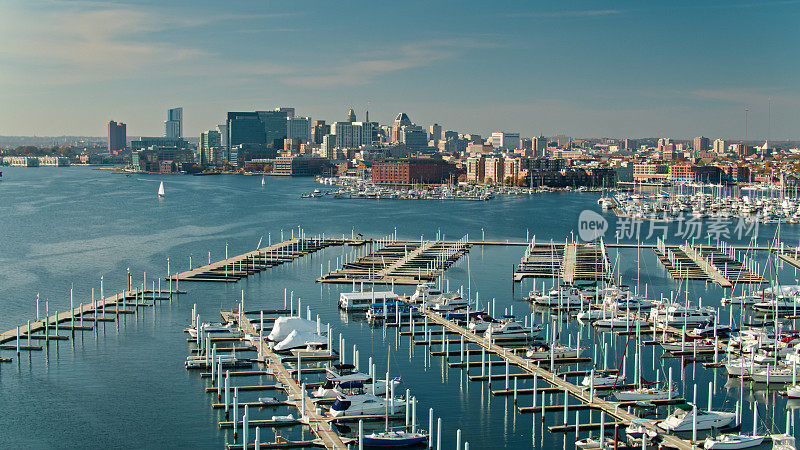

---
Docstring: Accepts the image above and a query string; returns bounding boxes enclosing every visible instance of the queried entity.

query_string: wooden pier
[655,240,766,287]
[514,242,612,283]
[169,238,352,283]
[415,307,695,450]
[0,287,181,348]
[215,310,349,449]
[317,238,470,285]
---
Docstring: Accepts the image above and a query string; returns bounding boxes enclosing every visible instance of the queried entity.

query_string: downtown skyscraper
[165,107,183,138]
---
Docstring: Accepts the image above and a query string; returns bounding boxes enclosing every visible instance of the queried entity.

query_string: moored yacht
[657,403,736,432]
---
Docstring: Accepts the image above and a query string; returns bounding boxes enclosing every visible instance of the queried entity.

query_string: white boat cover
[273,329,326,351]
[268,317,318,342]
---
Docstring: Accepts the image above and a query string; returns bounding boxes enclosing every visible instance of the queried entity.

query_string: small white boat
[575,437,615,449]
[626,421,658,440]
[270,414,295,422]
[157,181,165,197]
[261,176,265,186]
[526,343,582,359]
[657,404,736,431]
[258,397,281,405]
[363,430,429,447]
[327,393,406,417]
[594,315,648,329]
[484,319,529,340]
[786,384,800,398]
[582,373,624,387]
[704,434,764,450]
[614,387,674,401]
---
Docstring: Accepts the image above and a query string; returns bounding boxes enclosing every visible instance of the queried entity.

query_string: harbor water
[0,166,797,448]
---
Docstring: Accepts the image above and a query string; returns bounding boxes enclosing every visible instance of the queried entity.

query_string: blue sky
[1,0,798,140]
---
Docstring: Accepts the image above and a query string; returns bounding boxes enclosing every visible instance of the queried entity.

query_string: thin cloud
[283,38,492,88]
[503,9,622,18]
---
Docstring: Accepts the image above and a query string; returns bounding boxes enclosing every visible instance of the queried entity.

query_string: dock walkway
[317,238,470,285]
[419,309,694,450]
[170,238,352,283]
[226,311,349,450]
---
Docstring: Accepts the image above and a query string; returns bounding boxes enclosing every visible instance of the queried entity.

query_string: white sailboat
[261,176,265,186]
[157,181,165,197]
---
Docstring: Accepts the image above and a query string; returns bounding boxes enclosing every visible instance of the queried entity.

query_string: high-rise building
[225,110,288,153]
[693,136,709,152]
[217,124,228,148]
[165,107,183,138]
[200,130,221,165]
[391,113,412,142]
[312,120,329,144]
[107,120,126,154]
[400,126,428,153]
[275,107,295,118]
[429,124,442,143]
[346,108,357,123]
[226,112,266,152]
[712,139,726,154]
[491,132,521,150]
[533,135,547,157]
[287,116,311,142]
[331,121,377,148]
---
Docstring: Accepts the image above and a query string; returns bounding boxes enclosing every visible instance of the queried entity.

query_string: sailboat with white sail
[157,181,165,197]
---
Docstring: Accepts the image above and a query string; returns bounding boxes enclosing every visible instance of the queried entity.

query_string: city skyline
[1,0,798,139]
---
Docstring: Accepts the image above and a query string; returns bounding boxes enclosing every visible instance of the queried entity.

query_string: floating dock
[654,240,765,287]
[406,306,695,450]
[317,238,470,285]
[514,242,612,283]
[169,238,355,283]
[0,287,181,348]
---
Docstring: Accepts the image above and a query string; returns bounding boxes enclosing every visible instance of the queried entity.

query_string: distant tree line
[0,146,77,157]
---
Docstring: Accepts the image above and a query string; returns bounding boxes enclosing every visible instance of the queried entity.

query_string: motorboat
[651,304,714,327]
[690,320,732,338]
[582,372,624,387]
[525,343,582,360]
[362,430,429,447]
[466,314,500,334]
[594,314,649,329]
[753,297,800,312]
[661,339,717,353]
[409,283,441,303]
[484,319,529,340]
[273,329,326,352]
[657,403,736,431]
[429,292,469,312]
[575,437,616,449]
[704,434,764,450]
[328,393,406,417]
[787,384,800,398]
[257,397,282,406]
[314,363,400,398]
[186,322,243,339]
[531,285,583,307]
[614,382,676,401]
[626,420,659,440]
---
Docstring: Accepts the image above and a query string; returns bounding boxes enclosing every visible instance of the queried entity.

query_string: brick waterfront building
[372,158,457,185]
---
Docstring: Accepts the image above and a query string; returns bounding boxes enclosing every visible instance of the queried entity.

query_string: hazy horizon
[1,0,797,140]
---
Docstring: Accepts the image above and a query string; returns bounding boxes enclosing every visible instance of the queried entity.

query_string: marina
[1,169,798,449]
